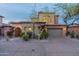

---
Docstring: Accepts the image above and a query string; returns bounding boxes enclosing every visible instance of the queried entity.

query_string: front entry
[14,27,22,37]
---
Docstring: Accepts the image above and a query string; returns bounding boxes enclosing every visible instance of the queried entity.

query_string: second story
[38,12,59,25]
[31,12,59,25]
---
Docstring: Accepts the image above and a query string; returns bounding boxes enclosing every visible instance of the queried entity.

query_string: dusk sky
[0,3,64,24]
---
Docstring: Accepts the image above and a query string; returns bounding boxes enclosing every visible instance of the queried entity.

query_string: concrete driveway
[0,37,79,56]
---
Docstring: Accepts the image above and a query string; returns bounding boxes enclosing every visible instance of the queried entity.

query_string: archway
[14,27,22,37]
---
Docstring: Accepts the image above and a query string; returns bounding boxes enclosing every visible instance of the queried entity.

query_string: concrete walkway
[0,37,79,56]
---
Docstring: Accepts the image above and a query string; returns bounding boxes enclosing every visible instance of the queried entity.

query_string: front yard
[0,37,79,56]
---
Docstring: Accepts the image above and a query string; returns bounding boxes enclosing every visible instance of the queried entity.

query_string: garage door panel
[48,28,63,38]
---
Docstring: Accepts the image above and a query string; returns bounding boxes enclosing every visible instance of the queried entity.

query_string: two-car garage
[48,28,63,38]
[46,25,67,38]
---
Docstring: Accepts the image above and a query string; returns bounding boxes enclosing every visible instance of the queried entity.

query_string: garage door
[48,28,63,38]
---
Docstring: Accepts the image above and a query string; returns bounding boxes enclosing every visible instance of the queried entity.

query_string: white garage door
[48,28,63,38]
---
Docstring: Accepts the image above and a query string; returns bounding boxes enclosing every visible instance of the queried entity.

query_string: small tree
[56,3,79,34]
[40,25,48,39]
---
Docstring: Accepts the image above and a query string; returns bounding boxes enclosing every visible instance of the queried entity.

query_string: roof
[0,23,12,28]
[38,11,59,17]
[0,16,4,18]
[45,24,67,26]
[55,15,59,17]
[31,17,38,19]
[38,11,55,14]
[10,21,46,24]
[69,25,79,28]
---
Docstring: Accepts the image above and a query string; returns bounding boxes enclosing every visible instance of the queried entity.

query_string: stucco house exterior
[0,16,12,36]
[38,12,67,38]
[0,11,79,38]
[10,12,67,38]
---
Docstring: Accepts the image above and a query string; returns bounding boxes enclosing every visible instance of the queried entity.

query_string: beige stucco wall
[38,12,58,25]
[68,26,79,33]
[11,23,45,33]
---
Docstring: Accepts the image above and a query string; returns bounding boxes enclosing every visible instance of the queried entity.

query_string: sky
[0,3,64,24]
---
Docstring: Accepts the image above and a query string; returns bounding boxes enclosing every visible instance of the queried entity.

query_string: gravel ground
[0,37,79,56]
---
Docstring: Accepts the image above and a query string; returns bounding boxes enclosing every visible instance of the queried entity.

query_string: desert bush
[75,33,79,39]
[40,29,48,39]
[20,32,29,41]
[66,31,70,36]
[27,31,32,39]
[20,32,25,37]
[70,31,75,38]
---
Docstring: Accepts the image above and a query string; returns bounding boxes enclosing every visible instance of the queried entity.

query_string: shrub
[40,29,48,39]
[20,32,25,37]
[20,32,29,41]
[35,34,40,39]
[40,32,43,39]
[70,31,75,38]
[75,33,79,39]
[22,34,29,41]
[27,32,32,39]
[66,31,70,36]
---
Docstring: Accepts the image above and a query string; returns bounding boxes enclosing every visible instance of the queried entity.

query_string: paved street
[0,37,79,56]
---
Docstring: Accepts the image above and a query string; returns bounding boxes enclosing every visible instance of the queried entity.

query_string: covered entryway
[48,28,63,38]
[14,27,22,37]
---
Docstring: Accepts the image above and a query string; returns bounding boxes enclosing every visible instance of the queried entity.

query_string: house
[0,16,12,36]
[1,11,79,38]
[10,21,46,37]
[38,12,67,38]
[10,12,67,38]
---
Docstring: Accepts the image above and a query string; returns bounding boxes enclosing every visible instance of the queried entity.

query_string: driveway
[0,37,79,56]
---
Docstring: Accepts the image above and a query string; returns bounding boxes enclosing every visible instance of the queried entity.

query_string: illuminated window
[28,27,32,31]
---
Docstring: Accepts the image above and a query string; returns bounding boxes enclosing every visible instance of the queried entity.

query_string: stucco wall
[38,12,58,25]
[68,26,79,33]
[11,22,45,32]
